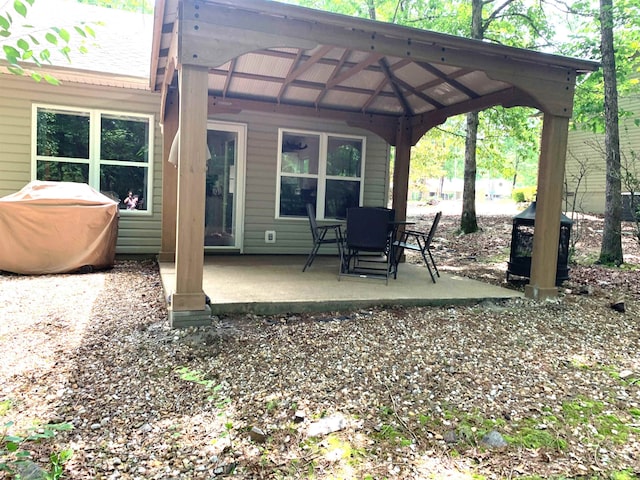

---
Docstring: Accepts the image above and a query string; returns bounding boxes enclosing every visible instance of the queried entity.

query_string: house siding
[210,110,391,254]
[0,73,392,258]
[0,73,163,255]
[566,91,640,214]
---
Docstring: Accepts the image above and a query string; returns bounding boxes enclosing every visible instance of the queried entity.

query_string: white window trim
[275,128,366,220]
[31,103,155,216]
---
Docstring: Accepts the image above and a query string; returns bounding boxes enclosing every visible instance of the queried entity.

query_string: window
[277,129,364,219]
[33,105,153,213]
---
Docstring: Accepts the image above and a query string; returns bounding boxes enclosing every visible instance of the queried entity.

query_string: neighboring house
[565,86,640,216]
[0,1,162,254]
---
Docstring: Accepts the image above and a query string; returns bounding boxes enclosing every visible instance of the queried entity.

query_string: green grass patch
[504,424,567,450]
[0,400,12,417]
[374,423,412,447]
[561,396,638,444]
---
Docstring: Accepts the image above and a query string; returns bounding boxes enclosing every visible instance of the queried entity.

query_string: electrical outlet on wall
[265,230,276,243]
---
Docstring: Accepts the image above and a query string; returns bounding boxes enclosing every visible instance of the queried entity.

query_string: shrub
[512,187,536,203]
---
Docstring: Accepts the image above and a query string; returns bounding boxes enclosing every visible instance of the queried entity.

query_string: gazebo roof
[151,0,598,144]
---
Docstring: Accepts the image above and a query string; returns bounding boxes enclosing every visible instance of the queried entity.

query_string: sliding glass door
[204,122,245,250]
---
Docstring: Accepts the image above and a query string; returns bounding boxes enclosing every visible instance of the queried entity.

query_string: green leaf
[60,45,71,62]
[45,32,58,45]
[7,66,23,75]
[13,0,28,17]
[5,441,20,452]
[16,38,29,51]
[74,26,87,38]
[3,45,20,65]
[28,34,40,45]
[55,27,70,43]
[30,71,42,82]
[84,25,96,38]
[0,15,11,30]
[39,49,51,62]
[57,448,73,462]
[43,73,60,85]
[46,423,73,432]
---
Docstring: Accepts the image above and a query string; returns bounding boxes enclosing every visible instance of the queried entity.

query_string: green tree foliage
[411,119,464,198]
[0,0,96,84]
[559,0,640,133]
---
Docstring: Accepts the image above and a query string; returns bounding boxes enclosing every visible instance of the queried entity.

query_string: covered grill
[507,201,572,286]
[0,181,119,274]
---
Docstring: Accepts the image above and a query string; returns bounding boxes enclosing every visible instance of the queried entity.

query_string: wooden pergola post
[158,88,178,263]
[170,65,209,325]
[391,117,412,222]
[525,113,570,300]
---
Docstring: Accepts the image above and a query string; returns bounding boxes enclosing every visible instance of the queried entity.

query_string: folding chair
[302,203,343,271]
[393,211,442,283]
[339,207,395,283]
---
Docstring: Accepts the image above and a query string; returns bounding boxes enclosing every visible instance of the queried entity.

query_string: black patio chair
[393,211,442,283]
[302,203,343,272]
[339,206,395,283]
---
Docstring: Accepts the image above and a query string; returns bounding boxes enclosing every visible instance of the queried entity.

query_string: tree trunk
[460,0,483,233]
[461,111,479,232]
[598,0,623,265]
[367,0,376,20]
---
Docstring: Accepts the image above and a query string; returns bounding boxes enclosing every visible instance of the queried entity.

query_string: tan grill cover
[0,181,119,274]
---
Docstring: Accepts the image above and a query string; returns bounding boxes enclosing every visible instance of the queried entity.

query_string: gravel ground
[1,210,639,479]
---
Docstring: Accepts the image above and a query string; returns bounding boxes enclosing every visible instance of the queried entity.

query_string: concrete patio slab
[159,255,521,318]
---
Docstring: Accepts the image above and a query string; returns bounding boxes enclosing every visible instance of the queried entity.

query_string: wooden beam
[383,62,446,109]
[207,95,399,143]
[361,75,392,113]
[222,58,236,97]
[208,68,397,99]
[315,48,351,106]
[149,0,166,90]
[525,114,570,300]
[409,87,537,145]
[379,58,412,116]
[172,65,209,312]
[277,49,304,102]
[159,16,179,120]
[278,45,333,102]
[158,88,179,263]
[325,52,383,89]
[416,61,480,99]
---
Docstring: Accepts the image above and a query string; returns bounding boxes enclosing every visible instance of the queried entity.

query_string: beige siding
[211,111,390,254]
[0,72,391,257]
[566,92,640,214]
[0,73,163,255]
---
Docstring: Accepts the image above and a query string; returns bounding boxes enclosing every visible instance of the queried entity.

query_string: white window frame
[31,103,154,216]
[275,128,366,220]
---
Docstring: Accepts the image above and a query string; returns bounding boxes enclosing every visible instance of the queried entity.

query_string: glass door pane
[205,129,238,247]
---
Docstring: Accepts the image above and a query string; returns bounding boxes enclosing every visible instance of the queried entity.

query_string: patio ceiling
[151,0,598,145]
